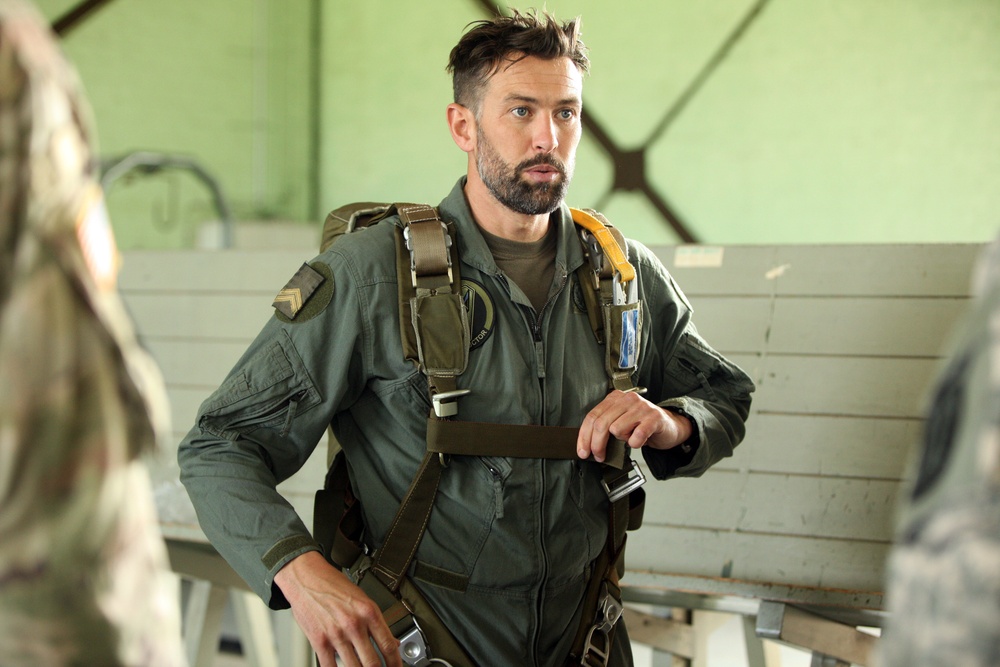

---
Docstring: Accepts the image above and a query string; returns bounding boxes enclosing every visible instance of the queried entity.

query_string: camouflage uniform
[880,239,1000,666]
[0,1,184,665]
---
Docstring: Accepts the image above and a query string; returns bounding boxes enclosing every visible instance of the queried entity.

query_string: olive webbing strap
[426,418,627,470]
[399,204,453,290]
[370,448,443,592]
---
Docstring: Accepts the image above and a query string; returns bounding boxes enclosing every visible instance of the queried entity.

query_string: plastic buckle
[601,458,646,502]
[398,620,432,666]
[431,389,471,418]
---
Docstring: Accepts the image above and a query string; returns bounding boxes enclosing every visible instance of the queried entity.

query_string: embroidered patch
[462,279,496,350]
[273,262,333,323]
[571,274,588,314]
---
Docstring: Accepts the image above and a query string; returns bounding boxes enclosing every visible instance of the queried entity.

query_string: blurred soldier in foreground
[0,1,184,665]
[880,240,1000,666]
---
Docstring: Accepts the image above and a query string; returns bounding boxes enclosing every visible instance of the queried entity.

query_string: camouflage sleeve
[0,2,182,665]
[879,239,1000,667]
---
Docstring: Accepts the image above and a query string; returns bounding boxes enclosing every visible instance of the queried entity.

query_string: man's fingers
[580,391,668,459]
[372,627,403,667]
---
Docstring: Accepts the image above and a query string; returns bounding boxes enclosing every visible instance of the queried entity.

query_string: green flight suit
[179,178,754,666]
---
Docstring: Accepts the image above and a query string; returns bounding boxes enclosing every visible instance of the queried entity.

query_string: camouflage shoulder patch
[273,262,334,323]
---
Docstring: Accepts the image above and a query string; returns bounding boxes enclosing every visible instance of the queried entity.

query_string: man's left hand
[577,390,693,462]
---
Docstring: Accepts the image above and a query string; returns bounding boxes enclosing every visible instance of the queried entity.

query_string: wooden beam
[756,601,877,666]
[622,607,695,659]
[52,0,116,36]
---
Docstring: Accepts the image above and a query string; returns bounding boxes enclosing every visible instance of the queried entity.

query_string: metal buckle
[580,626,611,667]
[601,458,646,502]
[431,389,470,418]
[398,620,432,666]
[403,222,453,289]
[579,583,624,666]
[596,585,624,633]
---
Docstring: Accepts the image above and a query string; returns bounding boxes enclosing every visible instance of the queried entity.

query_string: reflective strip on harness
[425,418,627,470]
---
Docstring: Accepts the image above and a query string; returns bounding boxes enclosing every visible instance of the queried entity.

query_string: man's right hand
[274,550,402,667]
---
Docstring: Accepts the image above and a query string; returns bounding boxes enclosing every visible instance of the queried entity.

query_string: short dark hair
[447,9,589,115]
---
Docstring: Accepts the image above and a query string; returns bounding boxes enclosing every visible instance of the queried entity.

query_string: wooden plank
[621,572,883,612]
[756,602,878,666]
[145,339,248,388]
[746,355,940,419]
[716,413,921,479]
[765,296,966,358]
[120,250,309,294]
[652,244,982,298]
[640,471,901,542]
[123,292,273,341]
[626,525,890,594]
[685,295,968,358]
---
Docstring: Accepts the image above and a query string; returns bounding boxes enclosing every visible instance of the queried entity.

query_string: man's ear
[447,103,476,153]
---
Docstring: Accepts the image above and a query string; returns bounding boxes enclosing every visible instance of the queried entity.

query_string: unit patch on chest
[273,262,334,323]
[462,278,496,349]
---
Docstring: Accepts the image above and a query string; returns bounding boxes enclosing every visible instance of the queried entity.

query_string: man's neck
[463,175,552,243]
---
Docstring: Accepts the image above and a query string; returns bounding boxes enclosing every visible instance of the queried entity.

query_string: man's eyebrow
[504,94,582,108]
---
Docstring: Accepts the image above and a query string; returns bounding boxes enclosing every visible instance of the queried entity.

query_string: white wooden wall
[626,243,979,611]
[121,243,982,614]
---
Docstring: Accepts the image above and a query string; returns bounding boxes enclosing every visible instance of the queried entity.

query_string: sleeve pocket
[199,334,320,440]
[664,331,734,401]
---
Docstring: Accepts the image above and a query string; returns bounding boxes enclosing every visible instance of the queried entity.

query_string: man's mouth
[522,162,562,182]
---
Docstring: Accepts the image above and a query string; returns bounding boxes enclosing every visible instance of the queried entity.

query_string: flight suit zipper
[497,268,570,663]
[526,270,567,664]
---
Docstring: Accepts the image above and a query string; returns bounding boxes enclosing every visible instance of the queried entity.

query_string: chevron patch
[273,262,328,320]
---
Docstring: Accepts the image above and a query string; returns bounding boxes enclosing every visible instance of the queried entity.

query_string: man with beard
[178,10,753,667]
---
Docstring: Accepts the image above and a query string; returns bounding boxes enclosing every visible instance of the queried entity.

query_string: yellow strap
[570,208,636,284]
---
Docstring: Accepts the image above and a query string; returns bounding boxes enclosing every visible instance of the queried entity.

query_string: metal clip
[580,229,605,277]
[601,457,646,502]
[612,272,637,306]
[431,389,471,418]
[579,582,625,666]
[398,620,432,666]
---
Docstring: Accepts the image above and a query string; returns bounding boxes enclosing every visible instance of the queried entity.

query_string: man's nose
[532,117,558,153]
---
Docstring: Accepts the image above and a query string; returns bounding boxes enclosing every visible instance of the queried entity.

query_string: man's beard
[476,127,573,215]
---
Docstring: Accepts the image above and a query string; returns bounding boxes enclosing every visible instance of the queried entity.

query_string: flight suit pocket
[199,334,319,440]
[418,455,512,580]
[665,331,749,401]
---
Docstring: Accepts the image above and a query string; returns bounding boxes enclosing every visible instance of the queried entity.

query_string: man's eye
[558,109,577,120]
[512,107,529,118]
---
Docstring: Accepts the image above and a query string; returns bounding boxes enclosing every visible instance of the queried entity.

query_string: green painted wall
[37,0,314,248]
[37,0,1000,248]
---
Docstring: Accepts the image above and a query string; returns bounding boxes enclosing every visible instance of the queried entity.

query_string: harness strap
[370,450,443,592]
[426,418,626,469]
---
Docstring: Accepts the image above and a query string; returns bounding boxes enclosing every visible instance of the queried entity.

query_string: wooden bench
[122,241,982,666]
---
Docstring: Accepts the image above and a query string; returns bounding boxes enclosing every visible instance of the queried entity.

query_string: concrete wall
[37,0,1000,248]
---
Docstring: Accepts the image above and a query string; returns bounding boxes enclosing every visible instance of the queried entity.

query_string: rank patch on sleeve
[273,262,333,322]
